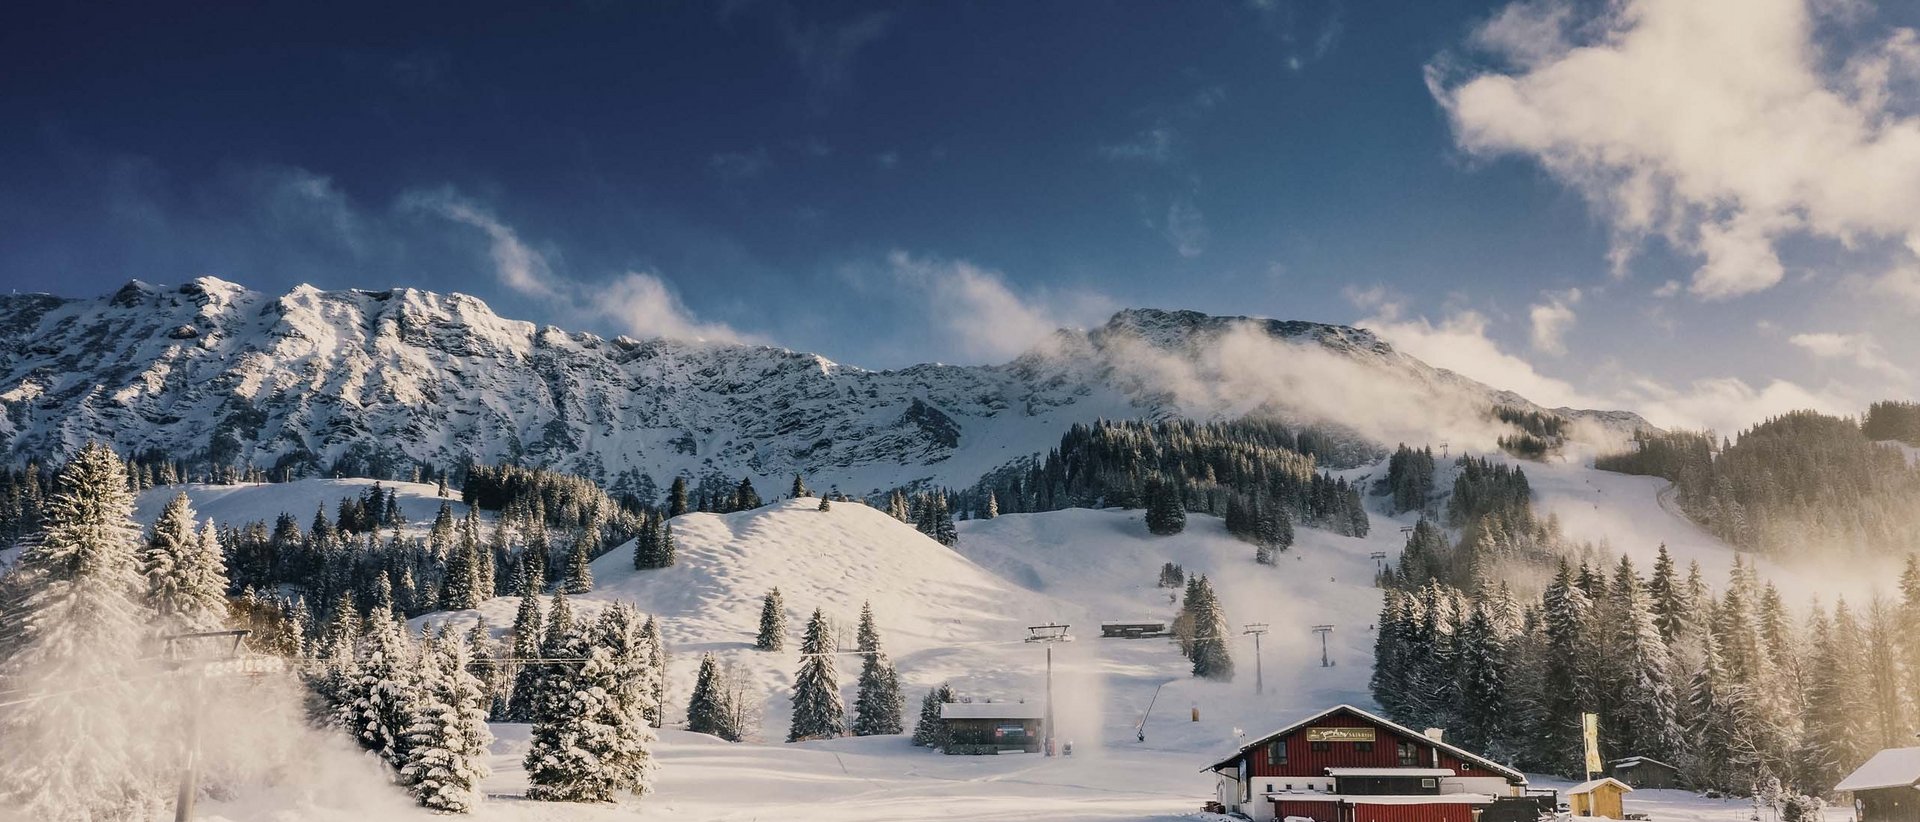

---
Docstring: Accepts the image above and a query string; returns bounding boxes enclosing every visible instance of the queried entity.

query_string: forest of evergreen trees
[1373,547,1920,802]
[1596,410,1920,556]
[952,420,1370,549]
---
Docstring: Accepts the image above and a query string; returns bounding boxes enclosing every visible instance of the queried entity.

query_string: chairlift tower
[1243,623,1270,694]
[1312,624,1335,668]
[1026,623,1072,756]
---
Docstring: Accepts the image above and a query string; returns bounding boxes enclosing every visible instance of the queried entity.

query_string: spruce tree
[641,615,668,728]
[687,652,730,738]
[851,602,904,736]
[524,598,657,802]
[346,607,421,770]
[788,608,846,741]
[1145,479,1186,536]
[0,444,160,819]
[911,683,955,748]
[756,588,787,651]
[507,588,545,721]
[668,476,689,518]
[734,477,762,511]
[401,635,493,813]
[442,538,480,610]
[658,518,676,568]
[562,534,593,594]
[790,473,811,498]
[1188,576,1233,680]
[1613,565,1683,763]
[1453,602,1509,758]
[818,496,831,511]
[984,491,999,519]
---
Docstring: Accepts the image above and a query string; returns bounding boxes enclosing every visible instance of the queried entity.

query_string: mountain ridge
[0,278,1650,494]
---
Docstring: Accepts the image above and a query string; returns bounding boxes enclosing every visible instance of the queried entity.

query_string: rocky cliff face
[0,279,1648,495]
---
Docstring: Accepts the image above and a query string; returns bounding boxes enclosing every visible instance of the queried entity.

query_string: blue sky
[4,0,1919,433]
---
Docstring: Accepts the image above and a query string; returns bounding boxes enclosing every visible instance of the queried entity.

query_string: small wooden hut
[1565,777,1632,818]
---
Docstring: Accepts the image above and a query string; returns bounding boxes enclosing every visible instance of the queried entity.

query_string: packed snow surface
[132,466,1810,820]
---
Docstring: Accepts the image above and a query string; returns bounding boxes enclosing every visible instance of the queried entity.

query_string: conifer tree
[1188,576,1233,680]
[852,602,904,736]
[1453,602,1509,757]
[790,473,811,498]
[0,444,161,819]
[912,683,955,749]
[668,476,689,518]
[562,534,593,594]
[887,490,911,522]
[984,491,999,519]
[524,598,657,802]
[687,652,731,738]
[1144,479,1186,536]
[442,537,480,610]
[1536,562,1595,775]
[658,518,676,568]
[1613,564,1683,763]
[507,587,545,721]
[1648,543,1688,642]
[756,588,787,651]
[788,608,846,741]
[734,476,762,511]
[818,496,831,511]
[641,615,668,728]
[346,607,421,770]
[402,634,493,813]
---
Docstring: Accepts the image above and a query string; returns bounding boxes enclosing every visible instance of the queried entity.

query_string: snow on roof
[1837,748,1920,792]
[1610,756,1678,770]
[940,701,1044,720]
[1566,778,1633,795]
[1325,768,1456,777]
[1201,704,1526,783]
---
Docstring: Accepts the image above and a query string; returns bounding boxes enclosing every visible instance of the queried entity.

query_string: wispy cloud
[1789,331,1911,381]
[1528,287,1580,355]
[1430,0,1920,300]
[405,189,751,344]
[1164,197,1210,258]
[778,8,895,112]
[883,251,1116,362]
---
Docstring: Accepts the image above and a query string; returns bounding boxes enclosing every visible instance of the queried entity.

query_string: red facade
[1244,707,1489,779]
[1272,801,1476,822]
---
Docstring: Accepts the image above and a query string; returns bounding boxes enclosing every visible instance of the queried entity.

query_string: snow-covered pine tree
[0,443,163,820]
[852,602,904,736]
[788,607,846,741]
[733,477,762,510]
[1798,604,1861,795]
[1369,589,1412,721]
[429,502,456,559]
[401,634,493,813]
[984,490,998,519]
[687,652,730,738]
[1144,479,1186,536]
[507,588,545,721]
[632,510,655,569]
[658,518,676,568]
[930,494,958,546]
[756,588,787,651]
[1453,601,1509,758]
[790,473,811,498]
[593,603,658,729]
[1534,562,1595,775]
[641,615,668,728]
[1188,576,1233,680]
[911,683,955,748]
[524,602,657,803]
[345,606,422,770]
[442,536,480,610]
[1612,563,1683,764]
[1648,543,1688,642]
[818,495,831,511]
[562,533,593,594]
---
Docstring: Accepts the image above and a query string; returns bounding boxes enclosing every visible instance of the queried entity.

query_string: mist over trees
[1597,409,1920,557]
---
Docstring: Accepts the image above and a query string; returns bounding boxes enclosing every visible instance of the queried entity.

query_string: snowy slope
[0,279,1650,499]
[148,468,1790,821]
[133,477,475,537]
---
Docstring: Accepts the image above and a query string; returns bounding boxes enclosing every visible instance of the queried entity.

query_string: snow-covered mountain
[0,278,1649,495]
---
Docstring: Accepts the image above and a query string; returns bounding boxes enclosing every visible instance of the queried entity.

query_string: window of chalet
[1355,741,1374,753]
[1397,742,1419,766]
[1310,741,1331,753]
[1267,741,1287,766]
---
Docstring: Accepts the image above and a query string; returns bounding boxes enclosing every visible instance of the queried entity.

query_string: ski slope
[124,469,1786,821]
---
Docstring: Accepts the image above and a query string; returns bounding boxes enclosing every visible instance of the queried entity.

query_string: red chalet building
[1203,704,1548,822]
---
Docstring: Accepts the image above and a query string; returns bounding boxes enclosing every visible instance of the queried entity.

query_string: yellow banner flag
[1582,713,1602,775]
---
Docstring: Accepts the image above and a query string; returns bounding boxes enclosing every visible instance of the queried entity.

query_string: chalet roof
[1200,704,1526,783]
[1836,747,1920,793]
[1566,778,1633,796]
[1610,756,1679,771]
[940,701,1044,720]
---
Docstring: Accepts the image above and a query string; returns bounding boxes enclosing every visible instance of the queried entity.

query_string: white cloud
[407,190,749,344]
[1528,287,1581,355]
[1350,290,1854,435]
[1165,197,1209,258]
[405,189,555,299]
[1431,0,1920,299]
[885,251,1116,362]
[1789,330,1911,381]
